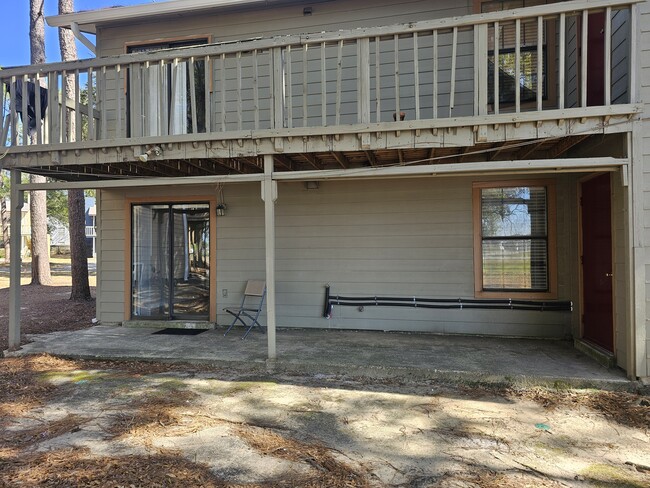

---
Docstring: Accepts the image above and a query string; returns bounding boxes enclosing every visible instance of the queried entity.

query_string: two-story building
[2,0,648,381]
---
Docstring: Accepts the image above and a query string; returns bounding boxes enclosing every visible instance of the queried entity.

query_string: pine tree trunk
[30,175,51,285]
[59,0,91,300]
[29,0,51,285]
[68,189,91,300]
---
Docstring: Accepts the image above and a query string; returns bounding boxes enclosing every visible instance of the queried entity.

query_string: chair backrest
[244,280,266,297]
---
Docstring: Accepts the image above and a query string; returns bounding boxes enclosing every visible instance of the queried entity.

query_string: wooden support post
[262,155,277,361]
[8,170,23,350]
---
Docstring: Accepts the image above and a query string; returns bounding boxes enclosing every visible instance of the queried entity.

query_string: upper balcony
[0,0,641,180]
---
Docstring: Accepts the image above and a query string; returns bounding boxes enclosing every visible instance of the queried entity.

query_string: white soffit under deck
[46,0,315,33]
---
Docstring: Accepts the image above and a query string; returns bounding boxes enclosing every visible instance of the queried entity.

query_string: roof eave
[45,0,273,34]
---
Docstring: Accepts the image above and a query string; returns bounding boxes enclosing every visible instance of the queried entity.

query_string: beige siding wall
[97,0,471,57]
[96,189,126,323]
[640,0,650,378]
[98,175,580,337]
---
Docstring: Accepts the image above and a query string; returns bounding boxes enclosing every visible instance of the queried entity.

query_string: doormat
[152,328,208,336]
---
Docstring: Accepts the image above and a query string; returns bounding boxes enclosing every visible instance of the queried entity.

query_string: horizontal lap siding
[641,1,650,377]
[97,190,125,323]
[220,178,572,335]
[97,177,575,336]
[97,1,471,56]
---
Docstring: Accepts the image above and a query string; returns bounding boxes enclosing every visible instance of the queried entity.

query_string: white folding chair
[223,280,266,339]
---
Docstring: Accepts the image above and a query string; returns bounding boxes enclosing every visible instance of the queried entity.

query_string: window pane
[482,238,548,290]
[481,187,547,237]
[479,185,549,292]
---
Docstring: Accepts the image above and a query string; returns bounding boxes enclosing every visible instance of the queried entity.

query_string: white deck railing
[0,0,637,152]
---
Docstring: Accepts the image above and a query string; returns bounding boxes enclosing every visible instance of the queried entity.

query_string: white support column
[8,170,23,350]
[262,155,277,360]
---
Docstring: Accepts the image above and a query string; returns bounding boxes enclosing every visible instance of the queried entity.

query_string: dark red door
[586,12,605,106]
[581,173,613,352]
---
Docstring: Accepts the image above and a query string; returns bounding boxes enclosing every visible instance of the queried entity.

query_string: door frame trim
[578,172,615,352]
[125,194,217,322]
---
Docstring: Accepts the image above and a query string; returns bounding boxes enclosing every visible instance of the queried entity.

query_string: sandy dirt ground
[0,354,649,487]
[0,259,96,351]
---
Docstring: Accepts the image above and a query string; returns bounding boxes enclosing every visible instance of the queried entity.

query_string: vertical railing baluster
[49,72,60,144]
[236,52,242,131]
[321,41,327,126]
[433,30,438,119]
[476,24,489,116]
[286,46,293,128]
[359,38,371,148]
[189,57,198,133]
[21,75,29,144]
[159,60,168,136]
[414,33,420,120]
[494,22,499,115]
[116,65,123,138]
[581,9,588,107]
[87,68,95,140]
[142,61,150,136]
[61,71,68,142]
[169,59,177,135]
[450,27,458,117]
[253,49,260,130]
[336,40,343,126]
[220,54,226,132]
[629,4,638,103]
[75,70,81,141]
[272,47,285,136]
[100,66,107,140]
[537,16,543,112]
[35,73,42,144]
[375,36,381,122]
[131,63,142,137]
[559,13,565,109]
[10,76,17,146]
[394,34,400,120]
[302,44,308,127]
[604,6,612,105]
[204,56,211,133]
[515,19,521,113]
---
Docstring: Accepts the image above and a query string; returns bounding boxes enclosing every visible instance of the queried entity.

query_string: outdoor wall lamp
[137,145,162,163]
[216,183,227,216]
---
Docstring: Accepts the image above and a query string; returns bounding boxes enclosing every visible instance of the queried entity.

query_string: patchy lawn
[0,355,649,487]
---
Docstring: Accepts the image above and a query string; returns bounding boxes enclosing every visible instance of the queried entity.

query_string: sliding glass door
[131,203,210,320]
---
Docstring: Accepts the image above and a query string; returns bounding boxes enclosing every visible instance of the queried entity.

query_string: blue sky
[2,0,157,68]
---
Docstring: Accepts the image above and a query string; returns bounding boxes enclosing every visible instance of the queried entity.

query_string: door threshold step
[123,320,214,330]
[574,339,616,368]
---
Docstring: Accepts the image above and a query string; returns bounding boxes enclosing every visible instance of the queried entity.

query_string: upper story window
[126,37,209,137]
[473,180,557,299]
[479,0,553,106]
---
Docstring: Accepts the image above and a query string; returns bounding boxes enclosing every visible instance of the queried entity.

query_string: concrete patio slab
[7,326,630,387]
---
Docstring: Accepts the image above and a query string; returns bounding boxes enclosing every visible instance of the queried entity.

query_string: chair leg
[224,313,240,336]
